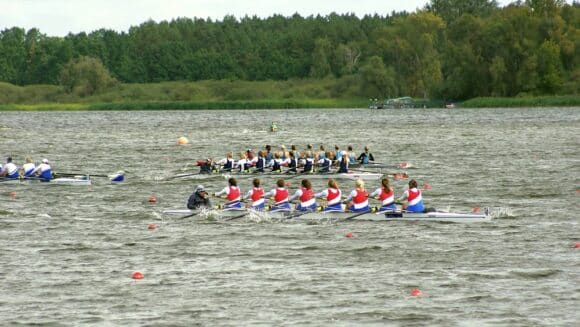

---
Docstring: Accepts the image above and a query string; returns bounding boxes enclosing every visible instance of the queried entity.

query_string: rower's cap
[196,185,205,192]
[42,158,49,164]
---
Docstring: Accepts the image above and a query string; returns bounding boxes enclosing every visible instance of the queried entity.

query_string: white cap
[42,158,49,164]
[195,185,205,192]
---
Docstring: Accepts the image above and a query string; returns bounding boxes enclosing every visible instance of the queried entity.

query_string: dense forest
[0,0,578,101]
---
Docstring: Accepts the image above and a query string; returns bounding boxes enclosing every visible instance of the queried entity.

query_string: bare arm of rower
[314,189,328,199]
[288,189,302,202]
[214,187,228,197]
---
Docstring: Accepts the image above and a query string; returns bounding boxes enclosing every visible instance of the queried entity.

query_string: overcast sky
[0,0,542,36]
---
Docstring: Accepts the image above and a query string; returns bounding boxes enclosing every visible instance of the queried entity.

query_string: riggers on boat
[162,207,492,223]
[0,175,92,186]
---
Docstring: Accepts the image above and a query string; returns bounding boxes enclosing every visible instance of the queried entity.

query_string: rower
[217,152,235,172]
[31,158,52,181]
[264,145,273,164]
[344,179,370,212]
[187,185,211,209]
[214,177,242,210]
[235,152,250,173]
[270,121,278,132]
[264,179,291,211]
[289,179,317,211]
[0,157,19,179]
[22,157,36,177]
[337,153,349,173]
[397,179,425,213]
[281,150,297,173]
[318,145,326,160]
[315,179,343,212]
[317,151,333,173]
[370,178,396,212]
[253,151,266,173]
[347,145,357,164]
[244,178,265,210]
[300,151,314,174]
[268,152,283,172]
[357,146,375,164]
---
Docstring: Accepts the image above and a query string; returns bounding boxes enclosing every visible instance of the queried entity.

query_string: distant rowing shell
[162,208,492,223]
[0,176,91,186]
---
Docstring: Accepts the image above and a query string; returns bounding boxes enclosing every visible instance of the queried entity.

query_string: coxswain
[370,178,396,212]
[289,179,317,211]
[31,158,52,181]
[0,157,19,179]
[357,146,375,164]
[317,151,333,173]
[263,179,291,211]
[243,178,265,210]
[214,177,242,210]
[344,179,370,212]
[187,185,211,209]
[397,179,424,213]
[22,157,36,177]
[315,179,343,212]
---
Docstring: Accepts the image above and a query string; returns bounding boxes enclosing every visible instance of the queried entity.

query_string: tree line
[0,0,578,100]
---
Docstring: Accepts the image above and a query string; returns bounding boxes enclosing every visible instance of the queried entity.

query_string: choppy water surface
[1,108,579,326]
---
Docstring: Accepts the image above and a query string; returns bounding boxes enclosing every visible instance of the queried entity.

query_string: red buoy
[148,224,157,230]
[132,271,144,280]
[400,163,409,168]
[574,242,580,248]
[9,192,16,198]
[345,232,354,238]
[410,288,422,296]
[422,183,431,190]
[148,196,157,203]
[472,207,481,213]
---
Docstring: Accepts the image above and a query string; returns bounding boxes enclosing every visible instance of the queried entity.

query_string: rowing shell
[0,176,91,186]
[171,171,384,181]
[162,208,491,223]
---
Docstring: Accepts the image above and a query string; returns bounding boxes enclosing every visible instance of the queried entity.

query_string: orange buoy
[345,232,354,238]
[132,271,144,280]
[472,207,481,213]
[148,224,157,230]
[410,288,422,296]
[148,196,157,203]
[177,136,189,145]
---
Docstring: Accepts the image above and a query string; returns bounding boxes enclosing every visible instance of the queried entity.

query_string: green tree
[59,56,117,96]
[310,38,332,78]
[359,56,396,98]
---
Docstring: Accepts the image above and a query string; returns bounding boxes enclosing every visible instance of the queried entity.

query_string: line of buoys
[132,271,144,280]
[410,288,422,296]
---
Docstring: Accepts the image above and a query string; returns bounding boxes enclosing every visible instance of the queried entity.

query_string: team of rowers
[188,176,425,214]
[0,157,53,181]
[197,144,376,174]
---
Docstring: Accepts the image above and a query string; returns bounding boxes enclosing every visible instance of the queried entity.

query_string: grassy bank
[1,79,579,110]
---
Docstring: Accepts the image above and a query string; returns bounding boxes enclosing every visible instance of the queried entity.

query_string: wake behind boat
[162,208,491,223]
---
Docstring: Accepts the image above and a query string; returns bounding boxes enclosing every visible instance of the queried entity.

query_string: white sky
[0,0,538,36]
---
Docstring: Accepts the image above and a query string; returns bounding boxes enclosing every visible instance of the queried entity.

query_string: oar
[343,210,372,221]
[54,171,125,182]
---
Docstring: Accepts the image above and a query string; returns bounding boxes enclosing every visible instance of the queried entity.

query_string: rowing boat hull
[0,177,91,186]
[162,209,491,223]
[172,171,383,181]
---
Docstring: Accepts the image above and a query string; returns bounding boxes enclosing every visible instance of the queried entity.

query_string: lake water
[1,108,579,326]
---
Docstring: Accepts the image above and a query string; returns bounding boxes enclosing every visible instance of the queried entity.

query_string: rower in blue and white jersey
[235,152,251,172]
[357,146,375,164]
[318,145,326,160]
[347,146,357,164]
[263,179,291,211]
[289,179,317,211]
[264,145,273,164]
[334,145,342,161]
[267,152,283,172]
[22,157,36,177]
[0,157,19,179]
[31,158,52,181]
[281,151,298,173]
[317,151,333,173]
[300,151,315,174]
[214,177,243,210]
[337,153,349,173]
[370,178,396,212]
[315,179,343,212]
[217,152,235,172]
[253,151,266,173]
